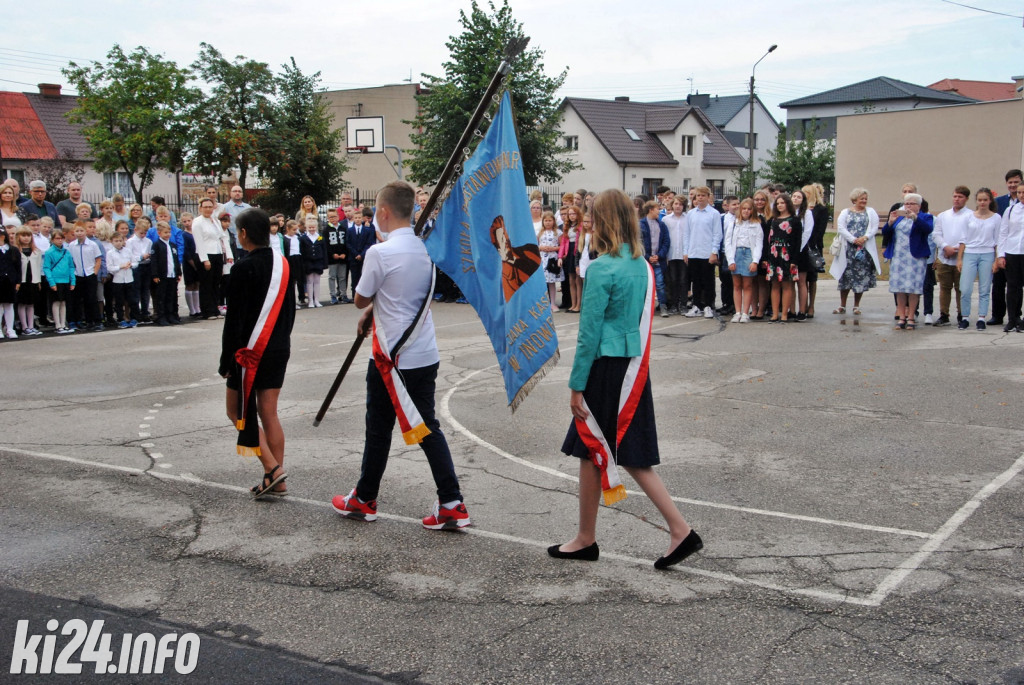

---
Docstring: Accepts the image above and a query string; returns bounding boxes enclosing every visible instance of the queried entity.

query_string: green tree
[189,43,277,191]
[63,45,199,203]
[256,58,346,213]
[406,0,578,186]
[761,119,835,190]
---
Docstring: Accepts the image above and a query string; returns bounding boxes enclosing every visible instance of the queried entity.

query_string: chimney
[686,93,710,109]
[614,96,630,102]
[38,83,62,97]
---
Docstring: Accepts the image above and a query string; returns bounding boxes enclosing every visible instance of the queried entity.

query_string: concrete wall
[835,99,1024,212]
[320,83,422,193]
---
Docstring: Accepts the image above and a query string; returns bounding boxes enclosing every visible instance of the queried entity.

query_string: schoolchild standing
[299,215,327,307]
[42,229,76,333]
[15,227,43,335]
[0,227,20,337]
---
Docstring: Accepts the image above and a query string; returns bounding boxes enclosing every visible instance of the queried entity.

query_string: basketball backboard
[345,116,385,154]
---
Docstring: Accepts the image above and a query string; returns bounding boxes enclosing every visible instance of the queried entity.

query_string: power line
[0,46,90,61]
[0,77,43,88]
[938,0,1022,18]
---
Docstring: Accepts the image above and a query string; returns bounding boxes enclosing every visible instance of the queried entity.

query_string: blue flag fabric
[425,92,559,410]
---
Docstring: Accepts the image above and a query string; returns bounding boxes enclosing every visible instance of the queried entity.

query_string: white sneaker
[685,306,701,318]
[704,306,714,318]
[740,313,750,323]
[660,305,669,318]
[6,330,16,339]
[924,314,934,325]
[730,313,741,323]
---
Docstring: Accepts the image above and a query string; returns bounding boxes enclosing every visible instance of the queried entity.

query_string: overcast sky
[5,0,1022,123]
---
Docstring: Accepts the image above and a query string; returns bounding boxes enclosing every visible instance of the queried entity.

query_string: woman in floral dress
[882,193,933,330]
[829,188,881,315]
[764,193,802,323]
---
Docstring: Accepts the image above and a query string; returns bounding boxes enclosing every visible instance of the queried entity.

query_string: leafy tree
[63,45,199,203]
[406,0,578,186]
[27,148,85,203]
[189,43,276,191]
[761,119,835,191]
[256,58,346,213]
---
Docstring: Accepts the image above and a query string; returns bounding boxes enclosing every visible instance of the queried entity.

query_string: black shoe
[958,319,969,330]
[155,318,170,327]
[795,312,807,322]
[976,320,986,331]
[986,318,1002,326]
[1003,321,1018,333]
[547,542,599,561]
[934,315,951,327]
[654,530,704,570]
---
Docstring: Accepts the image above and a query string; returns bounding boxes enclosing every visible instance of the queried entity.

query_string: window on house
[3,169,26,189]
[642,178,663,198]
[743,132,757,149]
[103,172,134,199]
[563,135,578,152]
[681,135,694,156]
[624,128,641,141]
[707,180,725,201]
[682,179,691,190]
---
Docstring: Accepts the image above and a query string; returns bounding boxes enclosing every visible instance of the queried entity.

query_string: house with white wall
[556,96,746,199]
[653,93,780,186]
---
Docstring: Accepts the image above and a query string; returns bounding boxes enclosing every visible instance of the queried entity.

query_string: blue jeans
[959,252,995,319]
[652,261,666,307]
[356,360,462,503]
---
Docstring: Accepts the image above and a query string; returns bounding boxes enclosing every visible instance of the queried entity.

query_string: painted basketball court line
[436,318,1024,606]
[6,319,1021,608]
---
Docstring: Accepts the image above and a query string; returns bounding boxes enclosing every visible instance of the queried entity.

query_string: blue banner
[425,92,559,410]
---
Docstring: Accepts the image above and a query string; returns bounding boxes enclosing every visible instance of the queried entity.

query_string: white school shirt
[997,202,1024,257]
[160,239,176,277]
[355,226,439,370]
[959,213,1000,253]
[107,246,135,283]
[68,238,101,277]
[934,206,971,265]
[126,234,153,265]
[192,215,225,262]
[663,213,687,261]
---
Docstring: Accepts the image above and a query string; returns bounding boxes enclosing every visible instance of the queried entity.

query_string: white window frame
[681,135,695,157]
[563,135,579,152]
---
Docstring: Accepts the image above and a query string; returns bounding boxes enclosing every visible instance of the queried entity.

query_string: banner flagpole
[313,36,529,427]
[416,36,530,239]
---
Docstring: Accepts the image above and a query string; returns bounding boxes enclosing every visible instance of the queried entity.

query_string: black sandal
[251,464,287,500]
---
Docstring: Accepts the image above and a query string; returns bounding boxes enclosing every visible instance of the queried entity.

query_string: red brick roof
[927,79,1017,102]
[0,92,57,160]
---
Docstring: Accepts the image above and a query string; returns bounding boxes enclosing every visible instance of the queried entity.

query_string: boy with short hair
[127,219,153,323]
[106,232,136,327]
[324,207,349,304]
[67,221,102,330]
[684,187,723,318]
[150,221,181,326]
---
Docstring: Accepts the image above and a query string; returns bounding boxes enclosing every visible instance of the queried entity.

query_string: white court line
[865,452,1024,605]
[439,362,933,540]
[2,446,876,607]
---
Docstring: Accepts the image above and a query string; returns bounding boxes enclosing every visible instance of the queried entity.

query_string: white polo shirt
[355,226,439,370]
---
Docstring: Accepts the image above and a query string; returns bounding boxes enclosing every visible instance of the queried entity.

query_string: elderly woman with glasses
[882,193,934,329]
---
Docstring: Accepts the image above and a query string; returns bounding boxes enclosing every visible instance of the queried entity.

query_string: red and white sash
[372,269,436,445]
[573,262,655,506]
[235,253,290,456]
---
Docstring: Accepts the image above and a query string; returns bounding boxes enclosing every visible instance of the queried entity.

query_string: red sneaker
[331,489,377,522]
[422,501,471,530]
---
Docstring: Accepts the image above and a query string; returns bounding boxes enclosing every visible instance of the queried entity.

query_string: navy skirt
[561,356,660,468]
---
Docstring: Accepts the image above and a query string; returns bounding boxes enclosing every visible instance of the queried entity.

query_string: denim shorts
[733,246,755,276]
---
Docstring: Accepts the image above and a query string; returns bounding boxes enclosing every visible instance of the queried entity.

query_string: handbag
[808,245,826,272]
[829,233,843,257]
[545,258,561,275]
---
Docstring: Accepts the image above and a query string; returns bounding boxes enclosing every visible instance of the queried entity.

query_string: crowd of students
[536,170,1024,330]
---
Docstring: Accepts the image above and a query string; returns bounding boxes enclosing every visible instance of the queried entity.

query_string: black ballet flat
[547,542,599,561]
[654,530,703,570]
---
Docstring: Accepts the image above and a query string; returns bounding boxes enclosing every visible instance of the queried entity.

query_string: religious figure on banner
[490,215,540,302]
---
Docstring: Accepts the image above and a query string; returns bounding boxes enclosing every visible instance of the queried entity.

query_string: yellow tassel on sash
[235,419,245,430]
[236,445,261,457]
[602,484,627,506]
[401,423,431,445]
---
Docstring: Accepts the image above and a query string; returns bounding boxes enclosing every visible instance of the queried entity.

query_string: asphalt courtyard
[1,286,1023,684]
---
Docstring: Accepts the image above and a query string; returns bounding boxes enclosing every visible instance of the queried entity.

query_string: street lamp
[748,44,777,194]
